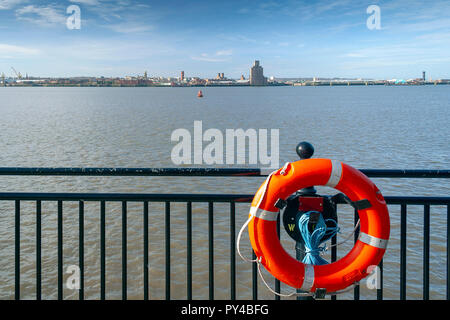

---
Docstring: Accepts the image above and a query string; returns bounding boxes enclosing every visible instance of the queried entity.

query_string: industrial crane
[11,67,22,80]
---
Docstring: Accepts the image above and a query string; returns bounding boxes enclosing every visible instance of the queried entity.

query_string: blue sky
[1,0,450,79]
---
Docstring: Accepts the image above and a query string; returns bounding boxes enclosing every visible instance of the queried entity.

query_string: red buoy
[197,90,203,98]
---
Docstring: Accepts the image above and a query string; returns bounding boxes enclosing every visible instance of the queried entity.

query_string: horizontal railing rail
[0,167,449,301]
[0,167,449,178]
[0,193,448,205]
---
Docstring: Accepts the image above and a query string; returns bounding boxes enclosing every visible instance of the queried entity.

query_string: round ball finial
[296,141,314,159]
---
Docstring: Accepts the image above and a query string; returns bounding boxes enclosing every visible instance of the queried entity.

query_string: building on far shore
[250,60,267,86]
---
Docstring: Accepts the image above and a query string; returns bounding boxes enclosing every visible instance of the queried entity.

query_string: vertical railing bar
[331,204,338,300]
[186,201,192,300]
[165,201,171,300]
[275,215,281,300]
[252,251,257,300]
[100,200,106,300]
[58,200,63,300]
[208,201,214,300]
[36,200,41,300]
[423,204,430,300]
[15,200,20,300]
[377,259,383,300]
[353,208,360,300]
[79,201,84,300]
[229,202,236,300]
[400,204,407,300]
[331,233,337,300]
[447,205,450,300]
[143,201,149,300]
[122,201,127,300]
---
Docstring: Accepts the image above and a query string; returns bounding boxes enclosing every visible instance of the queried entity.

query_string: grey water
[0,86,448,300]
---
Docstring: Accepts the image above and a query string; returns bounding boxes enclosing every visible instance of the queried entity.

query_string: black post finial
[296,141,316,195]
[296,141,314,159]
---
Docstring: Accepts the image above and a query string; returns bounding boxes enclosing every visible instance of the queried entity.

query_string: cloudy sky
[1,0,449,79]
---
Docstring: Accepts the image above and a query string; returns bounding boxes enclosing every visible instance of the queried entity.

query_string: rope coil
[298,211,339,265]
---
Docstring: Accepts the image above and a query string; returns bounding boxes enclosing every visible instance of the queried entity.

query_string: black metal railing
[0,167,449,300]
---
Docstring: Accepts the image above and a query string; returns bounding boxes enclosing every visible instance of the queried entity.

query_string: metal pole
[295,142,316,300]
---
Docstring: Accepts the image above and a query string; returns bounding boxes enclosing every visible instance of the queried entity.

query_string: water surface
[0,86,448,300]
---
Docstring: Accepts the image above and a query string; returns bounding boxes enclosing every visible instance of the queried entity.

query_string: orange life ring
[248,159,390,293]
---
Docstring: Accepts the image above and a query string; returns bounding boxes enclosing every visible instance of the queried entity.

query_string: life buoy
[247,159,390,293]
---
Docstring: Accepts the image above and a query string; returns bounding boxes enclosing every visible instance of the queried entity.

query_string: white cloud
[16,5,66,26]
[191,56,227,62]
[106,22,154,34]
[0,0,27,10]
[69,0,100,5]
[192,49,233,62]
[216,49,233,56]
[341,53,366,58]
[46,39,174,63]
[0,43,40,58]
[218,33,272,47]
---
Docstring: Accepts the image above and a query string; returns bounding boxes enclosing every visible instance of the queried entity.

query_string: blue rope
[297,211,339,265]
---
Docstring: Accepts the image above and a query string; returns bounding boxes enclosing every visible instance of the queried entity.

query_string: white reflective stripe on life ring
[250,206,278,221]
[358,232,388,249]
[300,264,315,292]
[325,160,343,188]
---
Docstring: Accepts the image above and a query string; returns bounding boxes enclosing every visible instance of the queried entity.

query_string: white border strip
[300,264,315,292]
[326,160,343,188]
[358,232,388,249]
[250,206,278,221]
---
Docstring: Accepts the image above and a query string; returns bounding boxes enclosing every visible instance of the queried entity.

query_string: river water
[0,86,448,300]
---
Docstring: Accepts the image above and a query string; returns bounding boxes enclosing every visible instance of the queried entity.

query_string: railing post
[165,201,171,300]
[187,202,192,300]
[295,141,315,301]
[208,202,214,300]
[377,259,383,300]
[15,200,20,300]
[57,200,63,300]
[100,201,106,300]
[423,205,430,300]
[400,204,407,300]
[330,233,337,300]
[252,251,257,300]
[122,201,127,300]
[79,201,84,300]
[275,216,281,300]
[143,201,149,300]
[229,202,236,300]
[447,205,450,300]
[353,208,360,300]
[36,200,41,300]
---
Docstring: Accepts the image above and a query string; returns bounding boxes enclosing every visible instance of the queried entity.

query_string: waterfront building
[250,60,267,86]
[181,71,185,81]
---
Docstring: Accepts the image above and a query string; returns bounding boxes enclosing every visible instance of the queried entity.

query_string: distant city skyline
[1,0,450,79]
